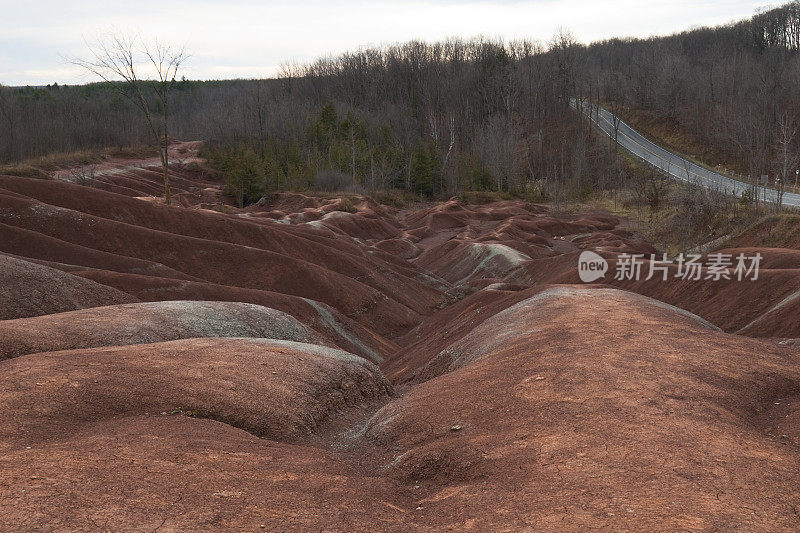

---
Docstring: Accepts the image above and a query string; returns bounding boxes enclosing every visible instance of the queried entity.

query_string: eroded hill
[1,152,800,531]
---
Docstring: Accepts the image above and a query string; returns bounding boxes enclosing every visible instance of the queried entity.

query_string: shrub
[68,165,97,187]
[334,197,357,213]
[0,165,47,178]
[222,145,266,207]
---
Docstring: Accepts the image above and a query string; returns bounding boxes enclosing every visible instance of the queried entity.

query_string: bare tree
[68,164,98,187]
[777,112,798,192]
[0,85,17,161]
[440,115,456,176]
[247,80,269,148]
[73,34,188,205]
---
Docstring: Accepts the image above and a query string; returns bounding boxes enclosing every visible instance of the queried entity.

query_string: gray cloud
[0,0,768,85]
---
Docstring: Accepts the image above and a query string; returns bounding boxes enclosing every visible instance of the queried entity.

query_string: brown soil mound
[718,246,800,269]
[0,178,443,336]
[725,214,800,250]
[252,194,401,242]
[0,415,412,531]
[7,156,800,529]
[48,141,217,205]
[71,270,396,363]
[309,208,402,242]
[0,254,137,319]
[0,301,326,360]
[374,238,422,259]
[576,255,800,337]
[363,287,800,530]
[416,240,533,284]
[572,229,658,255]
[402,201,651,293]
[383,285,549,383]
[0,338,390,449]
[535,249,800,338]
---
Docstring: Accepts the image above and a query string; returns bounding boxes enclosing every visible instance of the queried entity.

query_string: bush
[334,197,357,213]
[739,188,753,207]
[68,165,97,187]
[0,165,47,178]
[222,145,266,207]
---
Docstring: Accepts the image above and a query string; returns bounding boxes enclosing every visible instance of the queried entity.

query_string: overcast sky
[0,0,771,86]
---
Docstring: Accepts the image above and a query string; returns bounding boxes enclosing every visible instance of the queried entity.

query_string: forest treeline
[1,1,799,204]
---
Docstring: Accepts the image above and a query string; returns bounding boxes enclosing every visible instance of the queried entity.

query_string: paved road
[573,100,800,208]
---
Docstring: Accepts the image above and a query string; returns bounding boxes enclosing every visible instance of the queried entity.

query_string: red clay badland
[1,143,800,531]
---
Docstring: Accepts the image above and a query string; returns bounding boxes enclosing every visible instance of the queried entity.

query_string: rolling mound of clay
[383,285,549,382]
[361,287,800,530]
[566,254,800,337]
[0,301,326,360]
[717,246,800,269]
[0,178,444,336]
[0,254,138,320]
[416,240,533,284]
[0,338,391,449]
[0,415,413,531]
[7,153,800,530]
[71,270,397,362]
[373,237,422,259]
[46,142,214,204]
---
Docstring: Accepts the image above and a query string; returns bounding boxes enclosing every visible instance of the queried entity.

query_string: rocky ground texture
[1,145,800,531]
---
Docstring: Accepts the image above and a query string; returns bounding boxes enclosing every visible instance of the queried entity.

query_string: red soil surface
[1,416,410,531]
[0,301,327,360]
[50,141,217,205]
[0,253,137,319]
[3,149,800,530]
[0,338,390,448]
[361,288,800,530]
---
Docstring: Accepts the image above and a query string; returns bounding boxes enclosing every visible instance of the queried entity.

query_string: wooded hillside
[1,1,798,202]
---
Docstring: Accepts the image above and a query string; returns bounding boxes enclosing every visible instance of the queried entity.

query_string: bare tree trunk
[440,115,455,177]
[163,133,170,205]
[72,34,187,206]
[162,91,171,205]
[370,150,375,191]
[350,126,356,183]
[406,153,413,191]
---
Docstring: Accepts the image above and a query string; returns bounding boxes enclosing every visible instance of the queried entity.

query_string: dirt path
[50,141,203,182]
